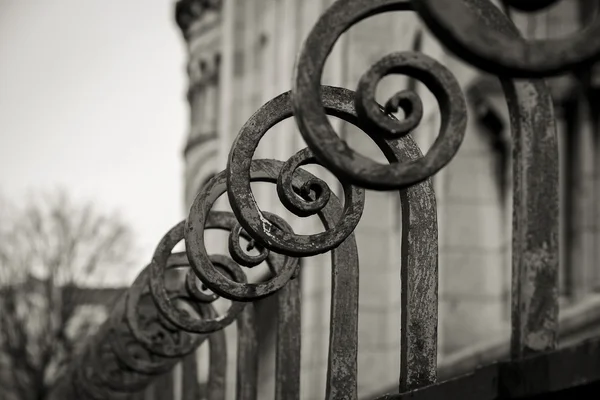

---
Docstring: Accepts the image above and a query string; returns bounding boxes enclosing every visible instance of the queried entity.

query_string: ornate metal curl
[48,0,596,397]
[49,227,269,399]
[66,260,213,400]
[412,0,600,77]
[223,85,439,391]
[225,90,366,256]
[291,0,467,191]
[287,0,558,391]
[71,292,179,400]
[186,158,361,398]
[53,80,441,398]
[126,265,205,358]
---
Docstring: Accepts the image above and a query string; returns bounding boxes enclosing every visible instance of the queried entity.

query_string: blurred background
[0,1,188,399]
[0,0,187,286]
[2,1,600,400]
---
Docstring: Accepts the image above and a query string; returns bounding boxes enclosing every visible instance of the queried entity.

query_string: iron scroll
[47,0,592,398]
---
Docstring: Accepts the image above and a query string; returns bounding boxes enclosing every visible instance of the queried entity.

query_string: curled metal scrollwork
[412,0,600,77]
[291,0,467,191]
[148,221,247,333]
[225,90,366,256]
[126,266,205,358]
[49,0,594,397]
[222,158,360,398]
[59,236,261,399]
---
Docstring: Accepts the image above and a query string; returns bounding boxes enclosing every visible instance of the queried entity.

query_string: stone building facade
[176,1,600,399]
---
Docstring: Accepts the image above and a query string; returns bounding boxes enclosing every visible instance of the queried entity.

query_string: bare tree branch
[0,190,135,400]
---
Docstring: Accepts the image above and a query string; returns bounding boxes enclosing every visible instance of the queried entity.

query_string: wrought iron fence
[48,0,600,399]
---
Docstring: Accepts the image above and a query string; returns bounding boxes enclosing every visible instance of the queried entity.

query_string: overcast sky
[0,0,188,285]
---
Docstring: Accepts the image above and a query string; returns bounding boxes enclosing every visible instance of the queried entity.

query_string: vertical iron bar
[182,352,200,400]
[504,78,559,359]
[399,170,438,391]
[236,305,259,400]
[207,323,228,400]
[153,372,175,400]
[275,275,302,400]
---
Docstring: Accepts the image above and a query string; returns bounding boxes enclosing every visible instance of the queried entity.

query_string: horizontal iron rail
[370,293,600,399]
[375,335,600,400]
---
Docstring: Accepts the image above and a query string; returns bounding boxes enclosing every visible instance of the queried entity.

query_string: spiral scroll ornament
[49,0,600,397]
[67,250,239,399]
[126,270,205,358]
[148,220,249,333]
[290,0,467,191]
[225,88,366,256]
[412,0,600,77]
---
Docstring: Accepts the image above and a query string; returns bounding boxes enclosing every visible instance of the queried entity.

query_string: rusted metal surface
[291,0,467,191]
[505,79,559,358]
[453,0,560,358]
[225,90,366,256]
[47,0,600,398]
[225,86,438,392]
[190,157,362,398]
[275,274,301,400]
[181,353,200,400]
[374,335,600,400]
[412,0,600,78]
[48,212,291,399]
[374,365,499,400]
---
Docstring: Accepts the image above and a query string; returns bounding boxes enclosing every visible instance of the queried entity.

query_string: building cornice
[175,0,222,35]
